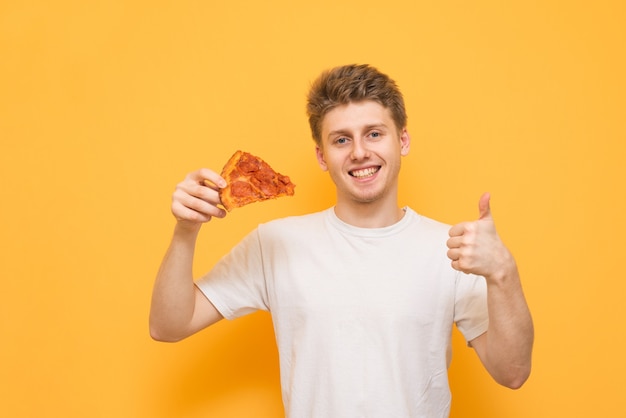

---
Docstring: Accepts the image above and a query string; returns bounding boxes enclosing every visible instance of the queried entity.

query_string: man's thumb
[478,192,492,220]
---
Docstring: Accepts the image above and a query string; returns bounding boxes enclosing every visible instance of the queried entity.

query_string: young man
[150,64,534,417]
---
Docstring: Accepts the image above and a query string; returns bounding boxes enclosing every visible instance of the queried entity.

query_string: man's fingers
[448,222,468,238]
[450,259,462,272]
[446,247,460,260]
[194,168,226,189]
[446,235,463,249]
[171,169,228,222]
[478,192,492,220]
[172,199,212,222]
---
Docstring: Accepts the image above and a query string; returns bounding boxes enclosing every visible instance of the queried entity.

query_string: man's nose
[350,138,369,160]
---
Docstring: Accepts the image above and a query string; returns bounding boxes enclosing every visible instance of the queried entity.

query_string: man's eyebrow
[327,129,351,138]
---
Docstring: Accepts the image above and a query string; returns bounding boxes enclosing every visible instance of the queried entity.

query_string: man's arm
[467,264,533,389]
[149,169,228,342]
[447,193,534,389]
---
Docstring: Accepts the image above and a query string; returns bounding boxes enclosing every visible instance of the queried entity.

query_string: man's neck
[333,199,405,228]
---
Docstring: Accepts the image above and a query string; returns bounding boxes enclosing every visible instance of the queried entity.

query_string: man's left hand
[446,193,515,281]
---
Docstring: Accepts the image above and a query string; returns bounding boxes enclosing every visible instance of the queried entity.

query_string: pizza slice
[214,150,296,211]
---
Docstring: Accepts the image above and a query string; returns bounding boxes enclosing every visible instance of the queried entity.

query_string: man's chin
[349,190,385,204]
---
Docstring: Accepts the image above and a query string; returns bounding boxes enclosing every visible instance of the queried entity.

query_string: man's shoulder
[404,207,452,240]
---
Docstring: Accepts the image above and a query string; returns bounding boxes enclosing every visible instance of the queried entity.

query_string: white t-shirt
[197,207,488,418]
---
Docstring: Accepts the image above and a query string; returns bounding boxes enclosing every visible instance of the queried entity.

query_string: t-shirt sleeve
[454,271,489,343]
[195,228,269,320]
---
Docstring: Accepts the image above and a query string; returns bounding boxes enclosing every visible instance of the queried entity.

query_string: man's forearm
[149,223,201,341]
[482,266,534,388]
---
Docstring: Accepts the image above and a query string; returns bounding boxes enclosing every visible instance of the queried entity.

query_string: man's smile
[349,166,381,178]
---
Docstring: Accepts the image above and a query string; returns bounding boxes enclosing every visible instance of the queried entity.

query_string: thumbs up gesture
[446,193,515,281]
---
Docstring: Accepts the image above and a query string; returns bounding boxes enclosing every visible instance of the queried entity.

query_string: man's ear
[400,128,411,156]
[315,145,328,171]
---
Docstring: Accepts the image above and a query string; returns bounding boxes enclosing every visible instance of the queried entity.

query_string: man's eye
[336,137,348,144]
[370,132,380,138]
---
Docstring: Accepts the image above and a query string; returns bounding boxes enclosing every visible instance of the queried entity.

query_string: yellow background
[2,1,625,417]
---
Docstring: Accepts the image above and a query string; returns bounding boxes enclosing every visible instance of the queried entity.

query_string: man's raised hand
[446,193,516,281]
[171,168,227,228]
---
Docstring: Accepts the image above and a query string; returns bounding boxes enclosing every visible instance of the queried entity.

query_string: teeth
[351,167,379,178]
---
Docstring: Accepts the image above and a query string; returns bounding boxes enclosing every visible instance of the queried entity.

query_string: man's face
[316,100,410,206]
